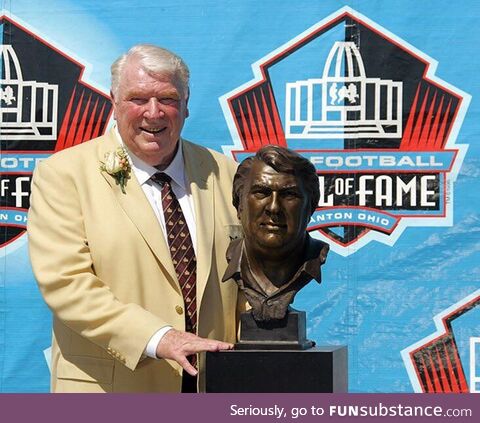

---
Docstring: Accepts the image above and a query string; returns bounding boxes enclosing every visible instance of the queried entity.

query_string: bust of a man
[223,145,329,322]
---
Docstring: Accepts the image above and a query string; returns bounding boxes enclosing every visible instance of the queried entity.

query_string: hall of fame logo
[220,7,470,256]
[402,290,480,393]
[0,15,112,249]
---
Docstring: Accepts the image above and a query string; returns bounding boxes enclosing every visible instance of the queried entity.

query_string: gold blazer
[28,129,244,392]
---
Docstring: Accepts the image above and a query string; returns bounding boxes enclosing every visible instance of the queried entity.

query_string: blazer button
[175,305,183,315]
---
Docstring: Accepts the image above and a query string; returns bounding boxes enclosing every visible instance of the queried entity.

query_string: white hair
[111,44,190,98]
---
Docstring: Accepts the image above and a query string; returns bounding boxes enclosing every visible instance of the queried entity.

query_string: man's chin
[256,235,287,250]
[137,134,167,147]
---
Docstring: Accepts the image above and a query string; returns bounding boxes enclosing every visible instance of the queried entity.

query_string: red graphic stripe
[434,99,452,149]
[428,95,444,150]
[420,91,437,148]
[74,93,92,145]
[238,102,253,148]
[63,89,85,149]
[83,98,99,141]
[420,354,434,392]
[428,350,443,392]
[443,339,461,393]
[252,93,268,146]
[410,87,430,151]
[245,97,261,149]
[55,88,111,152]
[260,88,278,145]
[92,101,107,139]
[401,83,458,152]
[450,340,469,393]
[400,84,421,149]
[435,346,451,392]
[267,85,286,146]
[55,86,77,152]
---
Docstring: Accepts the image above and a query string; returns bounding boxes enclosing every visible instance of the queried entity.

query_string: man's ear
[185,88,190,118]
[236,204,243,221]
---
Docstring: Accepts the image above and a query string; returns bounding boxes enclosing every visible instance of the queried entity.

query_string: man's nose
[265,192,281,214]
[144,98,165,119]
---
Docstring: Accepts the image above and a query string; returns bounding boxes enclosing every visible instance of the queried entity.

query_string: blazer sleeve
[28,160,168,371]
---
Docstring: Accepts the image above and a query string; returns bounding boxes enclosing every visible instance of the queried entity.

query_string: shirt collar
[222,238,244,283]
[222,234,329,286]
[113,125,187,189]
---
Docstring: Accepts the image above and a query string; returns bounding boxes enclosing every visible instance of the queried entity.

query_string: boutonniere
[100,147,131,193]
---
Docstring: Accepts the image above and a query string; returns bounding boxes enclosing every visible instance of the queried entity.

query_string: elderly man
[28,44,244,393]
[223,146,329,323]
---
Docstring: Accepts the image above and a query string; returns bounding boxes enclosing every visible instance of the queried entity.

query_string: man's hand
[156,329,234,376]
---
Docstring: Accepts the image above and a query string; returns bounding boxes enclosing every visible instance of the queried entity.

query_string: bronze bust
[223,145,329,323]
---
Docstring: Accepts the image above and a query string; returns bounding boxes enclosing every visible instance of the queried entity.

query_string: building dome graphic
[323,41,366,79]
[285,41,402,139]
[1,44,58,141]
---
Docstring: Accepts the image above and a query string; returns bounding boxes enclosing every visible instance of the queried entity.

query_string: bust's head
[232,146,319,261]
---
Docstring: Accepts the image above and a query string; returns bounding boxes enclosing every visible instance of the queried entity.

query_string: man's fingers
[201,340,234,352]
[156,329,235,371]
[217,341,234,350]
[180,340,231,356]
[176,355,198,377]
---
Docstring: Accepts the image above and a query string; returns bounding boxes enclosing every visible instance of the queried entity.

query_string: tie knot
[151,172,172,186]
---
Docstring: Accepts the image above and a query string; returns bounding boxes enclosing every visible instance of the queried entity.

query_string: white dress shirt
[113,127,197,358]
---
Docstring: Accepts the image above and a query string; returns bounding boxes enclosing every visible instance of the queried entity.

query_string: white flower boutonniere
[100,147,131,193]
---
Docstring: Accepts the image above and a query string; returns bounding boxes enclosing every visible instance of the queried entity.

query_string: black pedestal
[237,309,313,350]
[205,345,347,393]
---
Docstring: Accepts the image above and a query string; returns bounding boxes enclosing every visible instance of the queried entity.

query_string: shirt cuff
[145,326,173,359]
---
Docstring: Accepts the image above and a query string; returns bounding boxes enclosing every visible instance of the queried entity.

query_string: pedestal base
[237,309,314,350]
[205,345,348,393]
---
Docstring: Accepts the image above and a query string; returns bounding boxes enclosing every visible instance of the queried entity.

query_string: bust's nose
[265,192,281,214]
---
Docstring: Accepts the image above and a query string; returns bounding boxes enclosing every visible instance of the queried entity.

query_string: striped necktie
[151,172,197,337]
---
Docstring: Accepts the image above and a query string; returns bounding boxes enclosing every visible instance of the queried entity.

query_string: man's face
[112,58,189,168]
[239,160,310,259]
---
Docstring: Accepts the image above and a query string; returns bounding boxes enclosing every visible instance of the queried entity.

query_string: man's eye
[159,98,179,105]
[129,98,147,105]
[283,190,300,199]
[251,189,270,198]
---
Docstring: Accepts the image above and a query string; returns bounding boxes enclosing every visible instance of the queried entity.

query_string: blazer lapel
[183,141,214,308]
[98,129,181,295]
